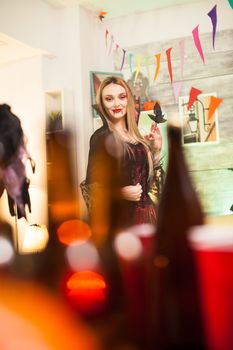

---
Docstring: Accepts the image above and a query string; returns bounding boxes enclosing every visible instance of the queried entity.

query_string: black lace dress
[120,142,156,226]
[84,126,157,232]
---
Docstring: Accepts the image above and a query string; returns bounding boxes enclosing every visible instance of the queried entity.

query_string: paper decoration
[207,5,217,49]
[208,96,223,120]
[134,55,141,83]
[227,0,233,9]
[179,39,185,80]
[187,87,202,110]
[172,81,183,102]
[145,56,151,83]
[192,25,205,64]
[120,49,126,71]
[166,48,173,83]
[129,53,133,74]
[108,34,114,55]
[105,30,109,49]
[102,3,221,101]
[153,53,161,82]
[98,11,108,21]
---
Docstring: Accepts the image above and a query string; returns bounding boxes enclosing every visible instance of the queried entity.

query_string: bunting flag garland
[207,5,217,49]
[129,53,133,74]
[134,55,141,83]
[192,25,205,64]
[105,30,109,50]
[227,0,233,9]
[187,87,202,110]
[172,81,183,102]
[120,49,126,71]
[98,11,108,21]
[166,48,173,83]
[179,39,185,80]
[101,3,220,100]
[153,53,161,82]
[108,34,114,55]
[145,56,151,83]
[208,96,223,120]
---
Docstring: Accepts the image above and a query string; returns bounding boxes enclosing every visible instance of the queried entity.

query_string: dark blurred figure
[0,104,35,219]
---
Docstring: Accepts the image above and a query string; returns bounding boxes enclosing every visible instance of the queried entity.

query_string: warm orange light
[0,277,99,350]
[65,271,108,315]
[57,219,91,245]
[50,201,79,222]
[21,224,49,254]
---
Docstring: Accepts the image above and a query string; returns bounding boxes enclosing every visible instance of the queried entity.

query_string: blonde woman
[83,76,162,230]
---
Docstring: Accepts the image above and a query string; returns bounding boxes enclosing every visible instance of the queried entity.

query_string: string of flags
[187,87,223,119]
[100,4,225,112]
[103,4,217,75]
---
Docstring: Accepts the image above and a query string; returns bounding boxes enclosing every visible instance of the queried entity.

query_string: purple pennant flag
[120,49,126,71]
[207,5,217,49]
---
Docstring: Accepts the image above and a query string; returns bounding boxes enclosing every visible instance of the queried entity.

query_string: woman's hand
[144,122,162,153]
[121,183,142,202]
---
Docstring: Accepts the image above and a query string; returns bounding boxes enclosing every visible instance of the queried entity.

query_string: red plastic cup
[113,224,155,343]
[189,225,233,350]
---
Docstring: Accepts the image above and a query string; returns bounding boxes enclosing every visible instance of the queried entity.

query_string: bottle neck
[167,125,183,151]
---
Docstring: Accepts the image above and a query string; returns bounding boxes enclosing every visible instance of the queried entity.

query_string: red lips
[112,108,122,113]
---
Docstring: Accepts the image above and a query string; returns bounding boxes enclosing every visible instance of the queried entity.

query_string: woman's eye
[104,97,112,102]
[119,95,127,100]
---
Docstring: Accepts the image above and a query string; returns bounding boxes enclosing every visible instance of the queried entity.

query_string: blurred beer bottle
[150,121,206,350]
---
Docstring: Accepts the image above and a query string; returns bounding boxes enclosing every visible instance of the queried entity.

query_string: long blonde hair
[96,76,153,179]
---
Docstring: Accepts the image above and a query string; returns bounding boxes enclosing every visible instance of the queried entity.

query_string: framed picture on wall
[90,71,123,118]
[178,93,220,145]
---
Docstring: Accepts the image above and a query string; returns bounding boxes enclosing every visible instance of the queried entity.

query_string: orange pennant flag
[153,53,161,82]
[208,96,223,120]
[187,87,202,110]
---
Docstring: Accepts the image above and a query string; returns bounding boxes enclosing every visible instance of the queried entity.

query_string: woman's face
[101,83,128,121]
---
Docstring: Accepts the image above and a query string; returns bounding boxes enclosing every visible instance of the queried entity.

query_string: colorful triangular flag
[208,96,223,120]
[192,25,205,64]
[187,87,202,110]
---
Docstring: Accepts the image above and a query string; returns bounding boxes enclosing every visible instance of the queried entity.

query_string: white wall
[0,56,47,248]
[78,6,115,166]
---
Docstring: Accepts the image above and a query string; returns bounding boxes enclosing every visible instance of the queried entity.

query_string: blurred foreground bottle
[149,121,206,350]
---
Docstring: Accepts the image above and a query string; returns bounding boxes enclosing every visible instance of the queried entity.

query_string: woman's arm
[145,122,165,203]
[144,121,162,166]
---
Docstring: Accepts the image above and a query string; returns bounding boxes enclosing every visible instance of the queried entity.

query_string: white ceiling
[0,32,51,67]
[45,0,199,18]
[0,0,198,66]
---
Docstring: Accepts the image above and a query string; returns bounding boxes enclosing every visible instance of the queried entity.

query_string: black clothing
[85,126,156,230]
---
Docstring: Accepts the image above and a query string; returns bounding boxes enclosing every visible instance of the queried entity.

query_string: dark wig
[0,104,34,219]
[0,104,24,167]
